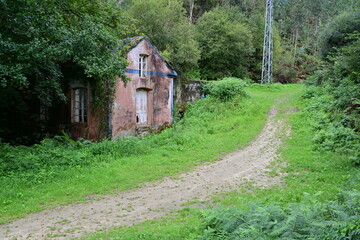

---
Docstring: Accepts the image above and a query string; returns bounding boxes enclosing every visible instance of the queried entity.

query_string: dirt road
[0,106,289,240]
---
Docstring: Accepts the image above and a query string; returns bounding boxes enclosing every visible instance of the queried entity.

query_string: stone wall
[174,80,203,113]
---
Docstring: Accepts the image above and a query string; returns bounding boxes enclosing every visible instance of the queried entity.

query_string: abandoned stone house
[60,37,177,140]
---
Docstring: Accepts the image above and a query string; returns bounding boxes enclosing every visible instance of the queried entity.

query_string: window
[73,88,87,123]
[139,55,147,77]
[39,105,49,121]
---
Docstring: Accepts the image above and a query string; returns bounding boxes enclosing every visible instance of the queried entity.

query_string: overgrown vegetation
[0,84,294,223]
[1,0,358,144]
[0,0,136,144]
[303,10,360,165]
[1,1,359,238]
[198,190,360,239]
[202,78,250,101]
[0,135,143,178]
[83,84,360,240]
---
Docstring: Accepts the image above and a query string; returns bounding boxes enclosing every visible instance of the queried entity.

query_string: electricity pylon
[261,0,274,84]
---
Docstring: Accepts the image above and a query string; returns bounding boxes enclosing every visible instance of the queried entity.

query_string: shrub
[0,137,90,178]
[202,78,249,101]
[303,88,360,165]
[0,134,154,179]
[197,190,360,240]
[304,34,360,165]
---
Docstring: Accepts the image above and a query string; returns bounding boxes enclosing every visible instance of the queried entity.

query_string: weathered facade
[111,37,177,138]
[174,80,202,114]
[63,37,177,140]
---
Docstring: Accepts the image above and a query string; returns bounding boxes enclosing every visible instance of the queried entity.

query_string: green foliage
[0,134,148,179]
[126,0,200,75]
[272,0,358,83]
[318,10,360,59]
[195,7,254,80]
[82,85,360,240]
[304,32,360,165]
[275,0,359,50]
[202,78,249,101]
[197,190,360,239]
[182,0,265,23]
[0,0,134,100]
[273,49,298,83]
[0,84,296,223]
[0,0,136,144]
[303,86,360,165]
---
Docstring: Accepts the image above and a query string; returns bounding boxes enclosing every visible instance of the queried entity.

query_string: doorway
[136,89,148,124]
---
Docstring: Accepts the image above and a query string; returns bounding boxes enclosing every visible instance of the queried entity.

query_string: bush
[197,190,360,240]
[202,78,249,101]
[303,87,360,165]
[88,136,147,158]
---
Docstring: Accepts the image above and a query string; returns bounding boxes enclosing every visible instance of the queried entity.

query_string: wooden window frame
[72,88,88,123]
[139,55,148,78]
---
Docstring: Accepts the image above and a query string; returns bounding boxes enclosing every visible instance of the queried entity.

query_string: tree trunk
[189,0,194,24]
[293,28,299,67]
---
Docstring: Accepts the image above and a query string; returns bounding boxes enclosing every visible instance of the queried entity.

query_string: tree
[196,7,254,80]
[182,0,264,24]
[182,0,221,23]
[304,12,360,161]
[318,10,360,59]
[126,0,200,77]
[0,0,136,144]
[275,0,359,53]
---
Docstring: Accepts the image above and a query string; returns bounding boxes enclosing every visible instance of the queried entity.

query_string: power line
[261,0,274,84]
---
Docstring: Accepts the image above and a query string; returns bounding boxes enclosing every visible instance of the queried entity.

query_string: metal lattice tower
[261,0,274,84]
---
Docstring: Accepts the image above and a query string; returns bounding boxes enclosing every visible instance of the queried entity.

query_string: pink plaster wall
[111,39,174,138]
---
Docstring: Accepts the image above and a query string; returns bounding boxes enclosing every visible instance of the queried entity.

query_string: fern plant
[197,190,360,240]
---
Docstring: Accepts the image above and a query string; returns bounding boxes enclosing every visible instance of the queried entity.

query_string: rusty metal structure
[261,0,274,84]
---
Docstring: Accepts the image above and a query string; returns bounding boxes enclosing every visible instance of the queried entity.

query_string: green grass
[85,208,203,240]
[0,84,301,224]
[80,83,360,240]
